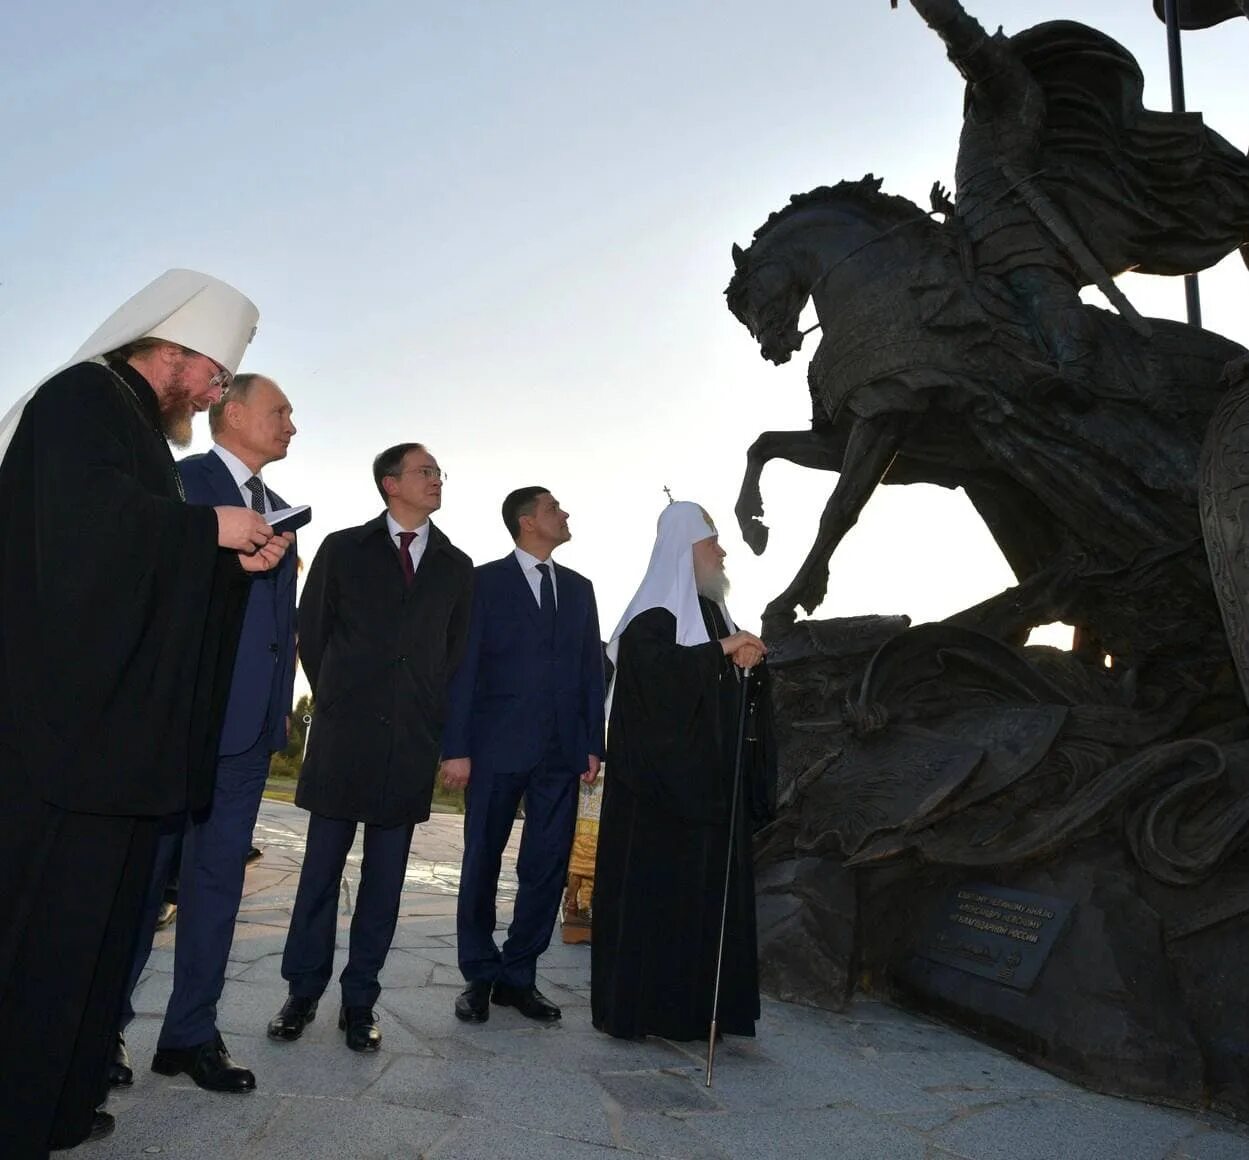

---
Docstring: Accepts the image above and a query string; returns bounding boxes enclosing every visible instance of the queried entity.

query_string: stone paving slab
[92,801,1249,1159]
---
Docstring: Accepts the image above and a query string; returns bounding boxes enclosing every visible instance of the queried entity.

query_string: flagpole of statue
[1155,0,1249,323]
[1162,0,1202,324]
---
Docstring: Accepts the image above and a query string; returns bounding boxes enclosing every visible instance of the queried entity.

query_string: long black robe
[591,600,775,1042]
[0,360,247,1158]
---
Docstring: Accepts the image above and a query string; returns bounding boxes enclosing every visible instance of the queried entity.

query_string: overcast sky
[3,1,1246,662]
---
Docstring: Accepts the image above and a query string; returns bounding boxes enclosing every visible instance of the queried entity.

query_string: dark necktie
[536,562,556,638]
[397,531,417,586]
[243,475,266,514]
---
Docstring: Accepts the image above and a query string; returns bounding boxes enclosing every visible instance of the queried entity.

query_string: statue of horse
[725,177,1244,692]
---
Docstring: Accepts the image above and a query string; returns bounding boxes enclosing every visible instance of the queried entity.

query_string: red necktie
[397,531,416,585]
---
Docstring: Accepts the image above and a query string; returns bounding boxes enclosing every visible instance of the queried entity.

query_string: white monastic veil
[0,269,259,466]
[605,502,737,711]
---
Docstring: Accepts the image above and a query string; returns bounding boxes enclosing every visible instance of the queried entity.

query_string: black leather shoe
[267,994,318,1041]
[108,1034,133,1086]
[51,1110,114,1150]
[339,1005,381,1052]
[151,1033,256,1092]
[492,982,561,1023]
[246,845,263,864]
[454,981,492,1023]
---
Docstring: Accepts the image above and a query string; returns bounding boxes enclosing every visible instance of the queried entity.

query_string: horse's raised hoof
[798,588,830,617]
[740,517,770,556]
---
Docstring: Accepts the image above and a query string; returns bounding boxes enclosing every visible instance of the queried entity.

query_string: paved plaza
[93,801,1249,1159]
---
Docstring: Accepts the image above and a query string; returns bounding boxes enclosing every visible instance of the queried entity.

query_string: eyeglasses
[397,466,447,482]
[176,345,233,391]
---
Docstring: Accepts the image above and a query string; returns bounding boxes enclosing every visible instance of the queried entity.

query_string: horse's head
[725,243,809,365]
[725,176,933,366]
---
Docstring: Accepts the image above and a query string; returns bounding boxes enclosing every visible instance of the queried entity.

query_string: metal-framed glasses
[397,466,447,482]
[177,345,233,391]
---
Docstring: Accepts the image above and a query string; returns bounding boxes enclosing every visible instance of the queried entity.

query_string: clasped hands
[720,629,766,670]
[215,506,295,573]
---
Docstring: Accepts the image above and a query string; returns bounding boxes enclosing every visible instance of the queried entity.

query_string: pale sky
[3,1,1246,665]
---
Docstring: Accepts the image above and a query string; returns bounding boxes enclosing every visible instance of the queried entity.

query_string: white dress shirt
[211,443,270,514]
[387,512,430,574]
[514,547,558,608]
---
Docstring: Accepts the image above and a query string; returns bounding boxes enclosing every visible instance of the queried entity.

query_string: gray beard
[696,571,730,603]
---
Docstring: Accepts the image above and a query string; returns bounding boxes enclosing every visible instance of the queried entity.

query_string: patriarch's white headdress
[606,500,736,669]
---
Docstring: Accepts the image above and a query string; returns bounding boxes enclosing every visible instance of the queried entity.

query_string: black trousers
[0,787,157,1159]
[281,812,415,1009]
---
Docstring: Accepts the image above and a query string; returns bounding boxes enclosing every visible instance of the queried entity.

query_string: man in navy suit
[112,373,298,1093]
[442,487,605,1024]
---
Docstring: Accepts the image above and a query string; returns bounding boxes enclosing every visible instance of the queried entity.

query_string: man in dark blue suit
[442,487,605,1023]
[113,373,299,1093]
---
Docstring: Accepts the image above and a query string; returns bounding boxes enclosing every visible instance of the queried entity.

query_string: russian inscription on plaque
[917,882,1075,992]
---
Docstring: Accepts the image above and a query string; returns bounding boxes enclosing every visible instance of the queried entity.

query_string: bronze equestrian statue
[728,0,1249,1120]
[728,1,1249,689]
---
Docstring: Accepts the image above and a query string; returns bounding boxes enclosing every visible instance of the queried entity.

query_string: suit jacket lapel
[506,554,541,626]
[206,453,299,590]
[354,514,405,599]
[204,449,281,513]
[203,450,244,507]
[552,562,579,642]
[268,486,298,596]
[405,523,441,602]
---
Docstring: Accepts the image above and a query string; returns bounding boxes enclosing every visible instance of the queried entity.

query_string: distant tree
[269,693,314,780]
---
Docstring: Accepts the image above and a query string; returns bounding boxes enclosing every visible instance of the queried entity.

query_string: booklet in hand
[268,505,312,534]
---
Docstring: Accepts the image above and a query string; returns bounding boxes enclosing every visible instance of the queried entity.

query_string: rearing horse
[725,178,1243,678]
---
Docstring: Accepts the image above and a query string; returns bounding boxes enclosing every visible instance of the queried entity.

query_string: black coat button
[378,714,391,726]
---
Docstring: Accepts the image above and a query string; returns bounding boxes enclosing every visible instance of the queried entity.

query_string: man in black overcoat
[267,442,472,1052]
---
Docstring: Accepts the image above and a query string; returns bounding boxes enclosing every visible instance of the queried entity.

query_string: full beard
[158,371,195,448]
[696,569,731,604]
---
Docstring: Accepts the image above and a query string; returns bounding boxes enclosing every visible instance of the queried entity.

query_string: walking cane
[706,666,753,1088]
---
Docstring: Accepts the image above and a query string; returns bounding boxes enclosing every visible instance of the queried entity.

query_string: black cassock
[0,361,246,1157]
[591,599,775,1041]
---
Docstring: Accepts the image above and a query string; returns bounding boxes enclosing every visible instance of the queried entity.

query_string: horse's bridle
[798,215,936,337]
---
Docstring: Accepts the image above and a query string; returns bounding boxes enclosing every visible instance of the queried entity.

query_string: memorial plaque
[916,882,1075,992]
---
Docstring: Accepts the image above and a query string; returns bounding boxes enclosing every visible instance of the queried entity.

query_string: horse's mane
[750,175,928,244]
